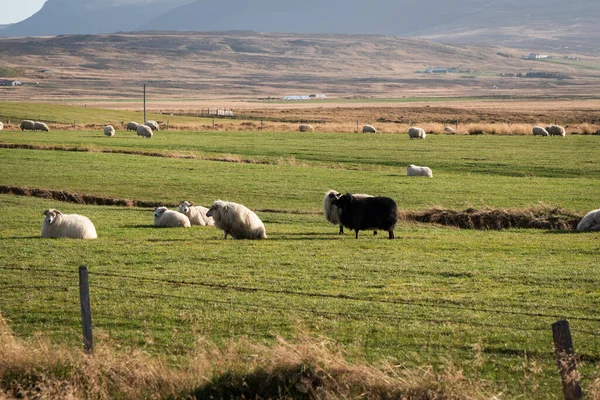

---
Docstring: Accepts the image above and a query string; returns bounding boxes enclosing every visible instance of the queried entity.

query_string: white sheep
[299,124,314,132]
[577,208,600,232]
[178,201,214,226]
[206,200,266,239]
[362,125,377,133]
[137,124,153,138]
[444,126,455,134]
[104,125,115,137]
[532,126,549,136]
[408,127,426,139]
[0,121,3,131]
[20,120,35,131]
[34,122,49,132]
[145,120,160,131]
[127,122,139,131]
[41,209,97,239]
[323,190,374,234]
[547,125,566,137]
[407,164,433,177]
[153,206,191,228]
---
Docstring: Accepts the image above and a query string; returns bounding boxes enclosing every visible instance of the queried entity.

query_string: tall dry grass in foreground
[0,315,517,400]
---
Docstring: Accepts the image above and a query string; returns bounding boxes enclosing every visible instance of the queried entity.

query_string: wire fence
[1,265,599,365]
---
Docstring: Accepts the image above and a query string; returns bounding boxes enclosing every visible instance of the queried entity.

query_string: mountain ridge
[2,0,600,53]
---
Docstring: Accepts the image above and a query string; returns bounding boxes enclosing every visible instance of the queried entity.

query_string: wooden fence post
[79,265,93,354]
[212,119,215,130]
[261,119,263,130]
[552,320,582,400]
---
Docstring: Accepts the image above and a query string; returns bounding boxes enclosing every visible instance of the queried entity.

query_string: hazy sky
[0,0,47,24]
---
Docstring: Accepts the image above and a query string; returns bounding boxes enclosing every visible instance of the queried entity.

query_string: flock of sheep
[39,192,600,241]
[104,120,159,138]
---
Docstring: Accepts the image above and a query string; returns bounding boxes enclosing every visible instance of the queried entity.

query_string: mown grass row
[0,128,599,398]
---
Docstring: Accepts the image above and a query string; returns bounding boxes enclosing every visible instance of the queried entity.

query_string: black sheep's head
[333,193,354,208]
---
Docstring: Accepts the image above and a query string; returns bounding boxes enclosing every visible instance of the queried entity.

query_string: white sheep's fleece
[153,206,191,228]
[408,127,426,139]
[406,164,433,178]
[41,209,97,239]
[206,200,266,239]
[577,208,600,232]
[178,201,214,226]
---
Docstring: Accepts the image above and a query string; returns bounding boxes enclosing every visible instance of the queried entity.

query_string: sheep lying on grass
[444,126,455,134]
[20,120,35,131]
[408,127,426,139]
[546,125,566,137]
[407,164,433,177]
[362,125,377,133]
[127,122,139,131]
[323,190,375,235]
[577,208,600,232]
[333,194,398,239]
[137,125,153,138]
[41,209,97,239]
[34,122,49,132]
[299,124,314,132]
[206,200,266,239]
[104,125,115,137]
[532,126,549,136]
[178,201,214,226]
[0,121,3,131]
[145,120,160,131]
[153,207,191,228]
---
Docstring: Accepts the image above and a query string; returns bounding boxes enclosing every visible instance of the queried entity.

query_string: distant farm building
[0,79,21,86]
[524,53,548,60]
[283,94,327,101]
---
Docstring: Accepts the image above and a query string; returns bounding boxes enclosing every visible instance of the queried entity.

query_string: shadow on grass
[0,236,41,240]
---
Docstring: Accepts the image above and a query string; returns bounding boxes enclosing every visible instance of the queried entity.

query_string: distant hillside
[139,0,600,53]
[1,31,599,101]
[2,0,599,54]
[1,0,191,37]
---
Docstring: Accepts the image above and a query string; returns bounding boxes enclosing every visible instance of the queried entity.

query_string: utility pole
[143,83,146,124]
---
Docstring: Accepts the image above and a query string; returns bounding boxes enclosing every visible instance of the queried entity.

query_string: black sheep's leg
[355,230,359,239]
[373,231,377,235]
[388,230,394,239]
[339,225,344,235]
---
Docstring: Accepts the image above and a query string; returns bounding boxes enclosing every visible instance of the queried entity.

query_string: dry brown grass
[0,316,505,399]
[399,205,582,230]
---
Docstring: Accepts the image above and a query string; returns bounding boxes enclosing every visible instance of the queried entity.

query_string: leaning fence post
[552,320,582,400]
[79,265,93,354]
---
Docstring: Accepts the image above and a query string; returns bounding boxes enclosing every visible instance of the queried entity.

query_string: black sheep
[333,193,398,239]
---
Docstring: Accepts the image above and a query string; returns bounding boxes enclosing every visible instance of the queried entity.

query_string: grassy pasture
[0,128,599,397]
[0,101,211,126]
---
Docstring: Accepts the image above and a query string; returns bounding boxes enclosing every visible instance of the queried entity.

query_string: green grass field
[0,101,212,125]
[0,127,599,397]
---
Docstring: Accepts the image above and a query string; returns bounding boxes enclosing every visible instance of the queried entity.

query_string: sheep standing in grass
[34,122,49,132]
[206,200,266,239]
[41,209,97,239]
[547,125,566,137]
[104,125,115,137]
[407,164,433,177]
[145,120,160,131]
[362,125,377,133]
[577,208,600,231]
[408,127,426,139]
[299,124,314,132]
[0,122,3,131]
[532,126,549,136]
[153,206,191,228]
[323,190,375,235]
[20,120,35,131]
[333,194,398,239]
[178,201,214,226]
[127,122,139,131]
[137,124,153,138]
